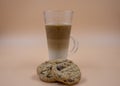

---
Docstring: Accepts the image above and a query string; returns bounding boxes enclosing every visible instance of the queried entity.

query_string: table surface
[0,33,120,86]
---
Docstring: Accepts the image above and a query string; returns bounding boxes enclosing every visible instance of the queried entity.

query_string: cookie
[50,58,73,64]
[52,59,81,85]
[37,61,56,82]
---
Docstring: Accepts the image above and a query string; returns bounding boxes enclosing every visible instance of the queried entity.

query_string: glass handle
[68,36,79,57]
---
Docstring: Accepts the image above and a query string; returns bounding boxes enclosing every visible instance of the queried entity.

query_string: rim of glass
[44,10,73,13]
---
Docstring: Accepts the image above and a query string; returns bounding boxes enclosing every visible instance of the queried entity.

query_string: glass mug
[44,10,78,60]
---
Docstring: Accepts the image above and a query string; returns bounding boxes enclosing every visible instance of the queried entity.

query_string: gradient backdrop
[0,0,120,86]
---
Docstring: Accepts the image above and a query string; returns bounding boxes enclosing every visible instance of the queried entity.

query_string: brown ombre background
[0,0,120,86]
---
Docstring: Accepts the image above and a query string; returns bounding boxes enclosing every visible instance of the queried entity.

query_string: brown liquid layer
[45,25,71,50]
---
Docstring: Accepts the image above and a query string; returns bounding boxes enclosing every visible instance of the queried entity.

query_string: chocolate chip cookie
[52,59,81,85]
[37,61,56,82]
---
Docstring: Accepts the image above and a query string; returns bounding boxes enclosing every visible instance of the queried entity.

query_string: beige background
[0,0,120,86]
[0,0,120,35]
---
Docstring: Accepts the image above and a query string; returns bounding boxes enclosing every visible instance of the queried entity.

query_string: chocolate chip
[57,65,64,71]
[64,80,67,82]
[47,74,52,78]
[49,66,52,70]
[67,79,74,82]
[41,70,46,74]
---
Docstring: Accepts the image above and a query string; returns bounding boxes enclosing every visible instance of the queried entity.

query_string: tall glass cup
[44,10,78,60]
